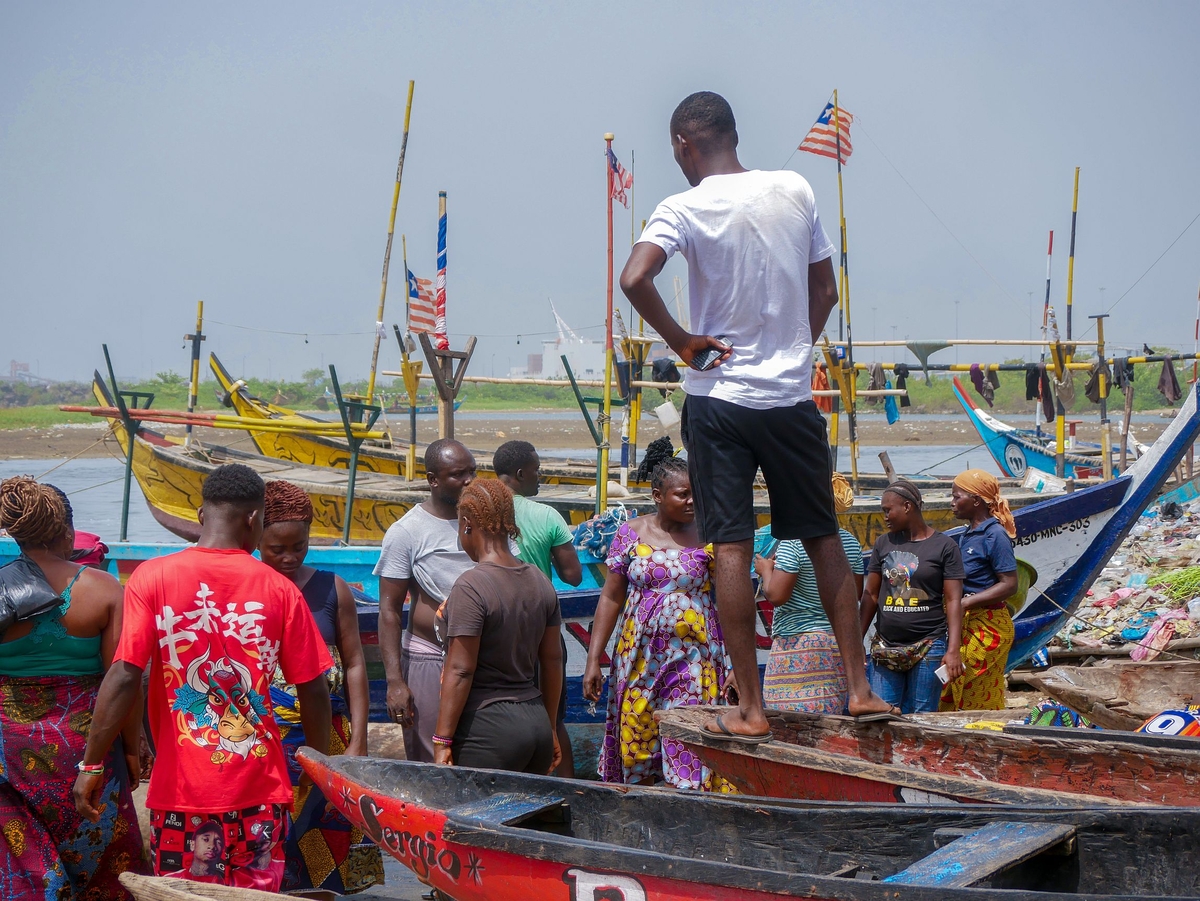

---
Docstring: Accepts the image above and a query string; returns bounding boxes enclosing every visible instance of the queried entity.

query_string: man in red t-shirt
[74,464,333,891]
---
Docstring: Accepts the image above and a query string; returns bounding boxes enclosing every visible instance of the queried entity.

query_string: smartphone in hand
[692,337,731,371]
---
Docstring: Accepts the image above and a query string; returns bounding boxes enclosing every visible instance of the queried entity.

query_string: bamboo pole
[59,406,388,439]
[399,235,421,481]
[367,80,415,405]
[599,134,616,512]
[185,300,205,447]
[1091,314,1113,479]
[832,91,858,485]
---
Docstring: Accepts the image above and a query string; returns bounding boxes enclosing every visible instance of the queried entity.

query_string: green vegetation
[0,406,96,430]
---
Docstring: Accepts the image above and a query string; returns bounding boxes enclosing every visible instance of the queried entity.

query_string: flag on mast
[607,148,633,208]
[799,101,854,164]
[433,193,450,350]
[406,269,438,335]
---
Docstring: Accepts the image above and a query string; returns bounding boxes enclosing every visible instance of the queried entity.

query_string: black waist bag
[0,556,62,637]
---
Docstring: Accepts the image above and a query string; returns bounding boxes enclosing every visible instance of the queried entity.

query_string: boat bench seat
[883,821,1077,888]
[445,793,568,828]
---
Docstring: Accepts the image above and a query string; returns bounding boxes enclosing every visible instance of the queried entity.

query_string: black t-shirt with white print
[868,531,965,644]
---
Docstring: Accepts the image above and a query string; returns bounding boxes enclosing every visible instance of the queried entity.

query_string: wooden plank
[445,792,567,827]
[883,821,1076,887]
[1003,723,1200,751]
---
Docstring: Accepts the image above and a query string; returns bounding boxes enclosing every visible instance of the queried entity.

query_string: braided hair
[883,478,924,510]
[634,436,675,483]
[263,480,313,527]
[0,476,68,548]
[457,479,520,541]
[650,456,689,492]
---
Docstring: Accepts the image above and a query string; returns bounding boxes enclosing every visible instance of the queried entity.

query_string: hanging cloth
[884,379,900,425]
[866,362,886,405]
[1112,357,1134,391]
[1053,363,1075,409]
[1084,360,1112,404]
[969,363,994,407]
[812,364,833,413]
[906,341,951,386]
[1025,364,1041,401]
[894,363,911,407]
[1159,354,1183,403]
[1038,364,1055,422]
[986,369,1000,391]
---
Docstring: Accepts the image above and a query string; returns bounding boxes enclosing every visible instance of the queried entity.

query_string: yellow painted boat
[97,374,1048,546]
[209,353,632,487]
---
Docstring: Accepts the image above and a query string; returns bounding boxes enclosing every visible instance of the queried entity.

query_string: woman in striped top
[753,473,863,714]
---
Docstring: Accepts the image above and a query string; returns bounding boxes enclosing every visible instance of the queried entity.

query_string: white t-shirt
[637,169,836,410]
[373,504,474,602]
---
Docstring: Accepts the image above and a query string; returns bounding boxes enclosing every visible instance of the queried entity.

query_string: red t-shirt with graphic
[115,547,333,813]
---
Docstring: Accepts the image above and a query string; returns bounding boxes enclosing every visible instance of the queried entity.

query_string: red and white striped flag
[608,148,632,209]
[406,269,438,334]
[799,101,854,165]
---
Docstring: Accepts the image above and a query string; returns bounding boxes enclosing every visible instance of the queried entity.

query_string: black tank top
[301,570,339,645]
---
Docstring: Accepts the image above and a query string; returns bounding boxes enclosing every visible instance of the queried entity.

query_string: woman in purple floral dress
[583,459,732,789]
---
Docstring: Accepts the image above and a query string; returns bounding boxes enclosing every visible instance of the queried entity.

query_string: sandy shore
[0,413,1169,461]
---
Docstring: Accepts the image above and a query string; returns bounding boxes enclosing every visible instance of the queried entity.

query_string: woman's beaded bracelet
[431,734,455,747]
[76,762,105,776]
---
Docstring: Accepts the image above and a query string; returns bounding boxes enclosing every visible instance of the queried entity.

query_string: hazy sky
[3,2,1198,385]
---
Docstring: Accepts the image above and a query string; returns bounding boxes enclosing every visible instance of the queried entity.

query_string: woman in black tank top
[258,481,383,895]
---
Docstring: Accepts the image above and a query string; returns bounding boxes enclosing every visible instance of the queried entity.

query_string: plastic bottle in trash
[1189,598,1200,622]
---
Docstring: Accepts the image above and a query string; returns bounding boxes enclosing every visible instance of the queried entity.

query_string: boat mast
[600,133,616,512]
[832,90,859,487]
[367,80,415,405]
[184,300,205,448]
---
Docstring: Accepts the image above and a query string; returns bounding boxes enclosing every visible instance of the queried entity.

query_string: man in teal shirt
[494,440,582,775]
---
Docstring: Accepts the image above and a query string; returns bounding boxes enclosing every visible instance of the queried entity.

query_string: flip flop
[701,713,773,745]
[851,707,904,724]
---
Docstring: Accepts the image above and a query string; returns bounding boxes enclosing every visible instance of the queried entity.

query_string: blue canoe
[952,376,1116,479]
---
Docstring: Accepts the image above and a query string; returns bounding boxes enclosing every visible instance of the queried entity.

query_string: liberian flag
[407,268,438,335]
[608,148,632,209]
[433,205,449,350]
[799,101,854,165]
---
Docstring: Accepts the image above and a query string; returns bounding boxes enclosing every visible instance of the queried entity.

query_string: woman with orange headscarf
[943,469,1018,711]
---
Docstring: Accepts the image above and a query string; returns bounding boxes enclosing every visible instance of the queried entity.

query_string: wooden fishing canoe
[298,749,1200,900]
[658,705,1200,806]
[1022,661,1200,731]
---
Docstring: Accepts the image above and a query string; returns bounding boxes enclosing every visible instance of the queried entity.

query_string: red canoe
[296,749,1200,900]
[657,706,1200,806]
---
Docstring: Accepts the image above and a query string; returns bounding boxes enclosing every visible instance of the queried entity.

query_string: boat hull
[952,376,1112,479]
[659,706,1200,806]
[299,750,1200,899]
[1023,661,1200,731]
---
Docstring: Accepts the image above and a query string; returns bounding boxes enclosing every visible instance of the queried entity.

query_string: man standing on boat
[377,439,477,761]
[619,91,894,741]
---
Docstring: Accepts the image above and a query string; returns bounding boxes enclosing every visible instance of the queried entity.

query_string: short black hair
[424,438,470,476]
[493,440,538,477]
[670,91,737,154]
[47,484,74,528]
[651,456,689,492]
[201,463,265,506]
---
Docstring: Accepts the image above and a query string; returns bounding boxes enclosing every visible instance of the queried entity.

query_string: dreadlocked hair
[263,480,313,527]
[0,476,68,548]
[457,479,520,541]
[650,456,689,492]
[635,435,675,483]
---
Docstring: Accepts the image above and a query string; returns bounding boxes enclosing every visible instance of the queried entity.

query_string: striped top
[770,529,864,639]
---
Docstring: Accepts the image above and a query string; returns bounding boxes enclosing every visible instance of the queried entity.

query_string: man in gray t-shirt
[374,439,476,761]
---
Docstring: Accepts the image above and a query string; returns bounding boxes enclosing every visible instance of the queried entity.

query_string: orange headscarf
[954,469,1016,538]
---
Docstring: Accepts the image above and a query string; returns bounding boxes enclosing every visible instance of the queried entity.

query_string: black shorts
[681,394,838,544]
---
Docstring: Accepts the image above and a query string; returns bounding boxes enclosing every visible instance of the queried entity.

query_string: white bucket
[654,401,680,429]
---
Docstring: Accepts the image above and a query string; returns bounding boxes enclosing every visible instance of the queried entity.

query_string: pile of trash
[1048,499,1200,660]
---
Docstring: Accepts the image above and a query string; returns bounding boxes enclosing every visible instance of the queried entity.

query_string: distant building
[526,353,543,376]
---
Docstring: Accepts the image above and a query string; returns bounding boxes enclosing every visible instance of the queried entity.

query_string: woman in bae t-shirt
[859,480,965,713]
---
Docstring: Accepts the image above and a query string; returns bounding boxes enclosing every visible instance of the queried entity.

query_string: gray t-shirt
[373,505,474,602]
[444,562,561,713]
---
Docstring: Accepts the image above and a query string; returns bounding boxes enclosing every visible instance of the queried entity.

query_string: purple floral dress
[598,521,733,790]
